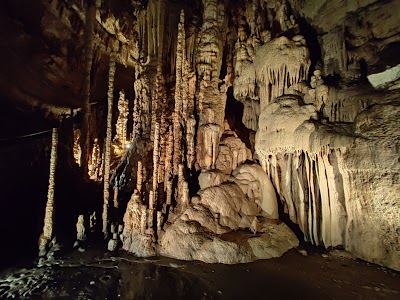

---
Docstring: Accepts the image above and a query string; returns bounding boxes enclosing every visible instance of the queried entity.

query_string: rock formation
[103,52,116,238]
[38,128,58,257]
[1,0,399,271]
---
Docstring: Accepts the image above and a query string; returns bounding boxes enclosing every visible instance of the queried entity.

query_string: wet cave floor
[0,244,399,300]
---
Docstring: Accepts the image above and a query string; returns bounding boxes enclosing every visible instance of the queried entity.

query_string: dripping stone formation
[1,0,399,282]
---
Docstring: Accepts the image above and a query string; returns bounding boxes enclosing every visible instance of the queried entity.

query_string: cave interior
[0,0,399,298]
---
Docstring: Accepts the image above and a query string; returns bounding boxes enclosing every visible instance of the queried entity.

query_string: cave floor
[0,244,399,299]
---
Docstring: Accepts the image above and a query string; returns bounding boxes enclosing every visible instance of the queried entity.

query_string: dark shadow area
[0,100,53,268]
[297,17,322,80]
[224,87,252,150]
[0,99,101,269]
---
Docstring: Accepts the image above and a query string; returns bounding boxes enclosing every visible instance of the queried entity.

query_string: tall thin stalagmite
[164,127,174,205]
[115,90,129,147]
[103,52,116,238]
[39,128,58,255]
[80,0,96,176]
[152,122,160,204]
[137,161,143,193]
[173,10,186,175]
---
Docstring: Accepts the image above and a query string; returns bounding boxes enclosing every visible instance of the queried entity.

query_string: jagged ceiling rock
[290,0,400,79]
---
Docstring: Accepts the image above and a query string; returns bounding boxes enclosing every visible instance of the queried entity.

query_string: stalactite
[322,26,347,76]
[250,0,257,37]
[196,0,225,83]
[80,1,96,176]
[39,128,58,256]
[103,51,116,238]
[257,36,310,110]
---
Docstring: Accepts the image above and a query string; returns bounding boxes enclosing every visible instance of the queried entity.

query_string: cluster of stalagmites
[102,2,300,263]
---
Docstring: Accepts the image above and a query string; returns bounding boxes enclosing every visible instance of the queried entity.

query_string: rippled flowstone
[159,218,298,264]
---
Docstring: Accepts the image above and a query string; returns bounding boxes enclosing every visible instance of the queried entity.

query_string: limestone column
[137,160,143,193]
[152,123,160,204]
[80,0,97,176]
[115,90,129,147]
[173,10,186,176]
[103,52,116,238]
[39,128,58,256]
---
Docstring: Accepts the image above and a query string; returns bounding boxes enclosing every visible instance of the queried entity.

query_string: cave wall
[251,0,400,270]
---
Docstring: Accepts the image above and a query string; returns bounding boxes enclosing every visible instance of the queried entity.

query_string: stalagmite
[157,211,162,233]
[132,92,140,141]
[140,205,147,234]
[115,90,129,147]
[164,127,174,205]
[103,51,116,238]
[147,191,155,231]
[158,112,167,184]
[80,1,96,175]
[186,67,196,168]
[76,214,86,242]
[107,223,119,251]
[172,10,185,176]
[186,116,196,169]
[89,211,96,233]
[88,138,101,180]
[177,164,189,208]
[137,161,143,193]
[195,0,227,168]
[197,109,222,170]
[182,55,189,126]
[149,191,155,211]
[133,66,151,136]
[73,128,82,166]
[113,187,119,209]
[150,91,158,141]
[152,123,159,205]
[39,128,58,256]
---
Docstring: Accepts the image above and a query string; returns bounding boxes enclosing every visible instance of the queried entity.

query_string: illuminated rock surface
[0,2,399,298]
